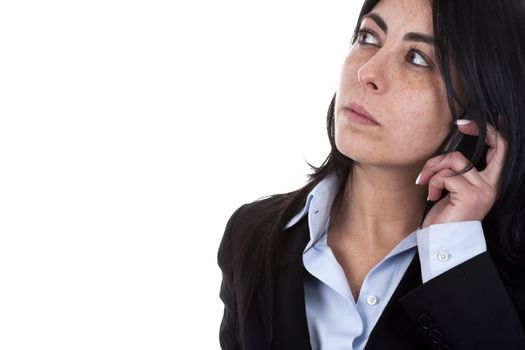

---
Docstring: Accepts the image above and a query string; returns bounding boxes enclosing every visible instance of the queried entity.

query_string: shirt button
[366,295,378,305]
[437,251,450,262]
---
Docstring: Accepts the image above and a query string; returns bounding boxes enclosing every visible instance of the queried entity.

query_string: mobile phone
[448,123,489,171]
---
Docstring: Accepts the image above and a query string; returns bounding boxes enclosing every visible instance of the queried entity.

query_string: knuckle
[445,172,460,183]
[428,175,439,189]
[450,151,468,165]
[450,151,461,159]
[429,171,448,188]
[423,158,435,169]
[469,192,482,204]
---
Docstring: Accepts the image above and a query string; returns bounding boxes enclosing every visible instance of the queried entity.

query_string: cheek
[386,78,452,156]
[393,71,451,129]
[390,98,451,157]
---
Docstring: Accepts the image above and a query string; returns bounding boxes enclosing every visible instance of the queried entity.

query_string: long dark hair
[229,0,525,343]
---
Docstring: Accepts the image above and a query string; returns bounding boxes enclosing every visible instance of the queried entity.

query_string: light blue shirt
[283,172,487,350]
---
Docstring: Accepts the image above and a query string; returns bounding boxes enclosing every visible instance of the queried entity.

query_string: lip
[344,102,380,126]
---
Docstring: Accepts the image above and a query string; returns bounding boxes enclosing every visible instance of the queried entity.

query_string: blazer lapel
[257,215,312,349]
[364,251,428,350]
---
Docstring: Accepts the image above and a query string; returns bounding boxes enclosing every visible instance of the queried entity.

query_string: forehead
[367,0,433,34]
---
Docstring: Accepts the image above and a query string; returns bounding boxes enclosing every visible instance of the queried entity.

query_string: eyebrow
[362,12,435,46]
[404,32,435,45]
[363,13,388,33]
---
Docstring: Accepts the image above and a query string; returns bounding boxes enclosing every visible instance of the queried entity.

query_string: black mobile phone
[449,124,489,171]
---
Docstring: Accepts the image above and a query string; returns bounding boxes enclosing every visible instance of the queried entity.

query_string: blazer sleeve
[399,251,525,349]
[218,205,245,350]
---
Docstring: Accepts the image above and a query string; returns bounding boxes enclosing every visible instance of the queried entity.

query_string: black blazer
[218,198,525,349]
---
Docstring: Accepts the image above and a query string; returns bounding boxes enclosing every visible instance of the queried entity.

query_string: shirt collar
[283,172,340,242]
[284,172,418,255]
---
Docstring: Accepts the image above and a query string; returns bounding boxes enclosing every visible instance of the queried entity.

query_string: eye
[407,49,431,68]
[357,29,379,46]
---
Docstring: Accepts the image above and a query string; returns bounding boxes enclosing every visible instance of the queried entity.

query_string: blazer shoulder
[217,194,289,270]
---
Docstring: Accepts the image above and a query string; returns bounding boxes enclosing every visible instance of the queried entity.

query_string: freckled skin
[334,0,452,168]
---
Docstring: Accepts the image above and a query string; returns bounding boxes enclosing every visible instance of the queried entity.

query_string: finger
[454,119,480,137]
[427,168,474,202]
[480,119,508,185]
[456,119,502,150]
[426,168,454,201]
[417,151,486,188]
[454,118,507,186]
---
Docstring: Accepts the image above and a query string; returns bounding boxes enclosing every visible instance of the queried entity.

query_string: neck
[330,163,427,250]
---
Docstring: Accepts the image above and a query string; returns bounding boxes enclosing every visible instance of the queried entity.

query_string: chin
[335,143,377,164]
[336,143,426,168]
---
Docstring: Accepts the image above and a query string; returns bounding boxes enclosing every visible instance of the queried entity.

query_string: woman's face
[335,0,452,168]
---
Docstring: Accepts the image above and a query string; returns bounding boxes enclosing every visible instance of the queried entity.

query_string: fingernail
[415,171,422,185]
[455,119,472,125]
[426,195,430,201]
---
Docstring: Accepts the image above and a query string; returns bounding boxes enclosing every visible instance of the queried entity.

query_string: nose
[357,51,388,93]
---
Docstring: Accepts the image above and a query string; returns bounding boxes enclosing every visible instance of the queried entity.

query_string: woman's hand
[416,118,507,227]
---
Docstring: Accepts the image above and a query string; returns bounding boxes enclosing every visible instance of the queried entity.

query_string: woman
[218,0,525,348]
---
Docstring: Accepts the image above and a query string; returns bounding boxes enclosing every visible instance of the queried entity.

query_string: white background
[0,1,362,348]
